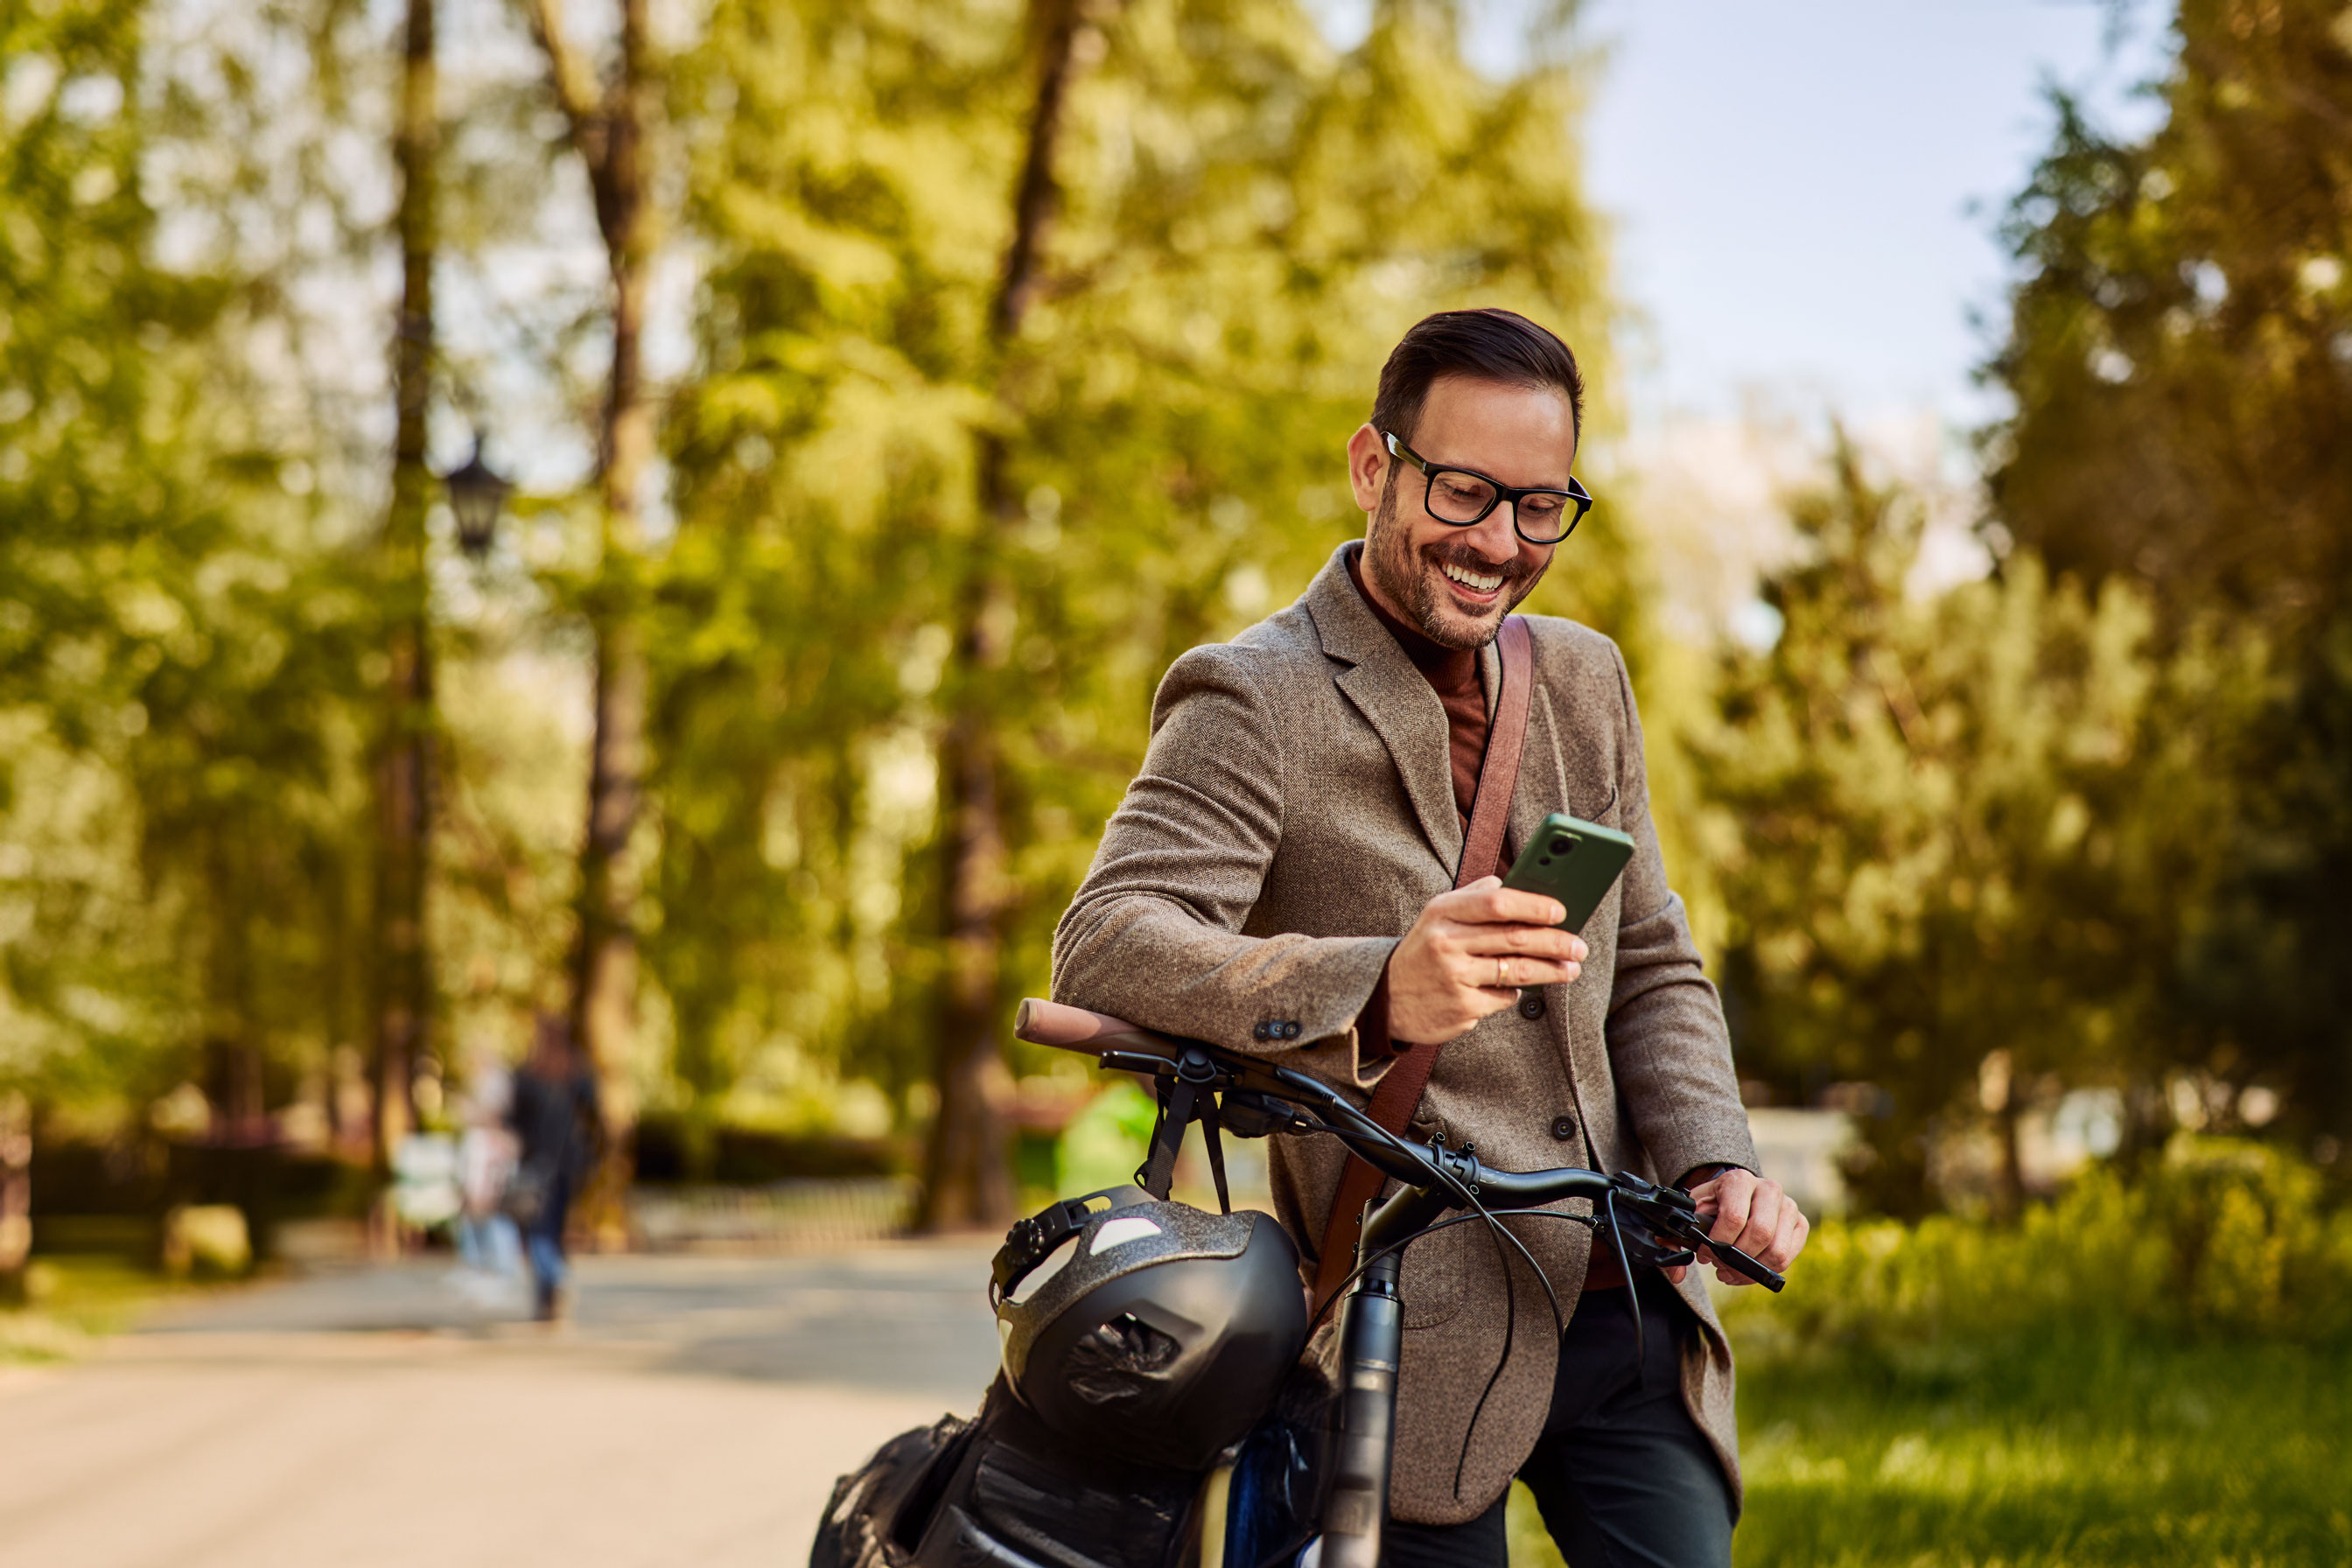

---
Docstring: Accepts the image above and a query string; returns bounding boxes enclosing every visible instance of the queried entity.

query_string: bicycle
[814,998,1782,1568]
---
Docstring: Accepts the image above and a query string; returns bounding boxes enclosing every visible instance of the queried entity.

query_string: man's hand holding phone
[1387,877,1587,1045]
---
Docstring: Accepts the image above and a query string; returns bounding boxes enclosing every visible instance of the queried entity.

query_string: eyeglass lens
[1425,471,1576,542]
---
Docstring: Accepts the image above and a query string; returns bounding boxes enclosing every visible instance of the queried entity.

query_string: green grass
[1730,1334,2351,1568]
[1,1256,192,1362]
[1501,1331,2349,1567]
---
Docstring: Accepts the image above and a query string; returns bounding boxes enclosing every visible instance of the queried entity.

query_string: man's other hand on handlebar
[1668,1168,1810,1288]
[1388,877,1588,1046]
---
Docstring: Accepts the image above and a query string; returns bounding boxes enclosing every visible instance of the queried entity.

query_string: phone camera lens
[1549,836,1572,855]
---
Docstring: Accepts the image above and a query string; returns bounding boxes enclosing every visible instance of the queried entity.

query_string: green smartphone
[1502,812,1635,934]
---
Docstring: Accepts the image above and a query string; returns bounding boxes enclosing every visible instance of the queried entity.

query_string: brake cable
[1604,1185,1647,1386]
[1291,1109,1565,1334]
[1284,1105,1571,1499]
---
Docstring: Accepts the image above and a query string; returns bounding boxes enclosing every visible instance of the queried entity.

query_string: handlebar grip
[1013,998,1182,1059]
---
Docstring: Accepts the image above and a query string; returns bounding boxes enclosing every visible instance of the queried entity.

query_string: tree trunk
[371,0,437,1181]
[0,1094,29,1306]
[525,0,656,1241]
[923,551,1018,1229]
[1994,1092,2026,1223]
[917,0,1100,1232]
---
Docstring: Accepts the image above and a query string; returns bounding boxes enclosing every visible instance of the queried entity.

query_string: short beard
[1365,473,1546,650]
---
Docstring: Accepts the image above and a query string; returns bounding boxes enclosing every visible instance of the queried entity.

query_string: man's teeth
[1441,561,1504,592]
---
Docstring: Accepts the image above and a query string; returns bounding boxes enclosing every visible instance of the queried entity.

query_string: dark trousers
[523,1171,572,1312]
[1380,1274,1734,1568]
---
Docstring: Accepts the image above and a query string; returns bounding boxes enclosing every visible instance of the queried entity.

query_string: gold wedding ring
[1496,956,1510,989]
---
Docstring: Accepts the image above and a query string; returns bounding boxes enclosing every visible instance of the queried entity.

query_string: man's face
[1346,375,1577,650]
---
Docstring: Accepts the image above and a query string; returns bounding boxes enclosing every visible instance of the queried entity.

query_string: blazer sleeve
[1052,642,1396,1079]
[1601,643,1760,1184]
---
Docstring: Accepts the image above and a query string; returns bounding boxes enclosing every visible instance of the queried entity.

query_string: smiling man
[1052,309,1807,1566]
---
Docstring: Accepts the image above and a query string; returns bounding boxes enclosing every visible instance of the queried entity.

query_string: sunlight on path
[0,1245,1001,1568]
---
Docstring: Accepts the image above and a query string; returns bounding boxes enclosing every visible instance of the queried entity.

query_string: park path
[0,1244,1004,1568]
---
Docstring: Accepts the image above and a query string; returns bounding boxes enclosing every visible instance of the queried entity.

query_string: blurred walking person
[507,1015,601,1322]
[451,1059,523,1304]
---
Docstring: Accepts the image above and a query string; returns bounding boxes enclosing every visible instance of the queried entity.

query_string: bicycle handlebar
[1013,998,1785,1292]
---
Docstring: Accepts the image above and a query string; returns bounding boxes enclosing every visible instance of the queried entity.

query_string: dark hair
[530,1012,578,1072]
[1370,308,1585,446]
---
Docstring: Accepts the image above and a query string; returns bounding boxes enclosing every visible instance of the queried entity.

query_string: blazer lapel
[1303,546,1464,876]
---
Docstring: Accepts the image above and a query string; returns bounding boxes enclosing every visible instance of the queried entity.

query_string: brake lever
[1608,1173,1786,1292]
[1652,1209,1786,1292]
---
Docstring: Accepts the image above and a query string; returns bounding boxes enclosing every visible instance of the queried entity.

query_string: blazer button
[1253,1023,1270,1040]
[1282,1021,1301,1040]
[1550,1114,1578,1142]
[1517,991,1546,1019]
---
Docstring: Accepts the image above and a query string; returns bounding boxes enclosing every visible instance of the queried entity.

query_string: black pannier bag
[811,1359,1340,1568]
[811,1376,1200,1568]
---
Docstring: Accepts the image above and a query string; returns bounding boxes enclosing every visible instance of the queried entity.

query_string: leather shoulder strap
[1312,614,1536,1310]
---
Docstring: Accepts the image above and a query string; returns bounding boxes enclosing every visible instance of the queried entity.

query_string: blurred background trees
[1691,0,2351,1209]
[1985,0,2352,1165]
[0,0,2344,1245]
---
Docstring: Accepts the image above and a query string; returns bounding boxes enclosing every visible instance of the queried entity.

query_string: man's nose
[1458,507,1520,564]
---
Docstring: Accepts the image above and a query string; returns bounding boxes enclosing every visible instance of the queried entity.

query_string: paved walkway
[0,1245,1003,1568]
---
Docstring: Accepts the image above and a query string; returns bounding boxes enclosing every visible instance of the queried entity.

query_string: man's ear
[1345,424,1390,515]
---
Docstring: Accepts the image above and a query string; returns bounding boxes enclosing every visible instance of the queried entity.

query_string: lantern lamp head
[444,437,511,558]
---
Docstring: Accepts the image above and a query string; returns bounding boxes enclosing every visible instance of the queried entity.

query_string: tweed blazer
[1051,542,1759,1526]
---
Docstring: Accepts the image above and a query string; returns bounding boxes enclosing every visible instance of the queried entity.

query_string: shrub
[1732,1137,2352,1351]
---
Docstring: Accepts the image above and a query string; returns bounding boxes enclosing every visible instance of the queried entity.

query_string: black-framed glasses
[1382,430,1593,545]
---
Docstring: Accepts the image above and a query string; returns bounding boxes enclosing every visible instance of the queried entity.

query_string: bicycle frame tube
[1320,1244,1403,1568]
[1315,1166,1615,1565]
[1317,1184,1449,1568]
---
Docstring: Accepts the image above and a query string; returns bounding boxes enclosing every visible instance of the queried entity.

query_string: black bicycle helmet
[991,1186,1308,1474]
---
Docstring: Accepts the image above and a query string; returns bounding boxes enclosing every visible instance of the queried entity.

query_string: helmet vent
[1088,1215,1164,1254]
[1068,1312,1183,1404]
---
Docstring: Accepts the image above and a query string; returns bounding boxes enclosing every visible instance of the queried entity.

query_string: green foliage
[1505,1481,1569,1568]
[2188,617,2352,1150]
[15,0,2340,1255]
[653,0,1624,1125]
[1729,1139,2352,1352]
[1986,0,2352,626]
[1726,1144,2352,1566]
[1054,1078,1157,1195]
[1689,444,2271,1211]
[0,0,372,1119]
[1986,0,2352,1155]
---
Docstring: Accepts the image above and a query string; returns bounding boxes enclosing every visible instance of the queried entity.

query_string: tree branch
[991,0,1102,343]
[517,0,606,178]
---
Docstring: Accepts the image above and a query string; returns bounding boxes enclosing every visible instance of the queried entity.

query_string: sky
[1309,0,2173,428]
[1571,0,2173,431]
[1405,0,2184,636]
